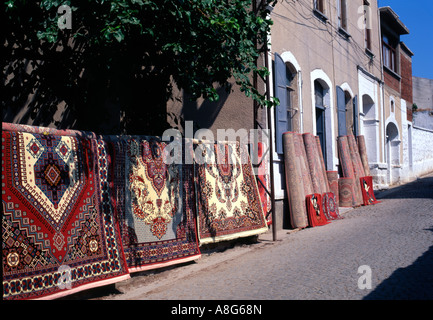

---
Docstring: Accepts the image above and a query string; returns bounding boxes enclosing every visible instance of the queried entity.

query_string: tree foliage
[2,0,277,133]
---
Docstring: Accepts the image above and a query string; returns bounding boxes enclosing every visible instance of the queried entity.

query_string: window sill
[365,48,375,58]
[383,65,401,80]
[338,27,351,40]
[313,9,329,23]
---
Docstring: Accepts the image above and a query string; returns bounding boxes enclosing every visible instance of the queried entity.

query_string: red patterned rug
[337,136,362,206]
[326,171,339,207]
[338,177,356,207]
[194,140,268,244]
[357,135,371,176]
[256,142,271,226]
[322,192,342,220]
[360,176,381,206]
[2,127,130,300]
[108,136,201,272]
[306,194,330,227]
[303,133,328,194]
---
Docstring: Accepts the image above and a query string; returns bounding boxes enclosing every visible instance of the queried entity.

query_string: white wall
[412,125,433,178]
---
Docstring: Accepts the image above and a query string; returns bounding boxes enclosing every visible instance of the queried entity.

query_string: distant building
[379,6,413,186]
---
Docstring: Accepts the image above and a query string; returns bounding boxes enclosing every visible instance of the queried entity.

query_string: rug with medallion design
[108,136,201,272]
[194,140,268,244]
[2,125,130,300]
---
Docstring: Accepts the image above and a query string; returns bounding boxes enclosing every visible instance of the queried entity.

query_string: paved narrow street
[100,174,433,300]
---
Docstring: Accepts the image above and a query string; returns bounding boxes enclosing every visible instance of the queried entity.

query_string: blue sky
[378,0,433,79]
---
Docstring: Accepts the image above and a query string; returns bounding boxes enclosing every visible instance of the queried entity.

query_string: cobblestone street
[98,174,433,300]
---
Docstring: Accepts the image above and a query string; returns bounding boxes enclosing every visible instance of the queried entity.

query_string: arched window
[274,53,299,154]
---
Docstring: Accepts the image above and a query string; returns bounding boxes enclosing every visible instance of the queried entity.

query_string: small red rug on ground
[360,176,381,206]
[2,127,130,300]
[306,194,330,227]
[322,192,343,220]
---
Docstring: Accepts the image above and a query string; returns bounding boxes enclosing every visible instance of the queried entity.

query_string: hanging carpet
[2,127,130,300]
[108,136,201,272]
[194,140,268,244]
[256,141,272,226]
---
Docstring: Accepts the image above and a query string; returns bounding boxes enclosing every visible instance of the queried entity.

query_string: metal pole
[259,0,277,241]
[264,45,277,242]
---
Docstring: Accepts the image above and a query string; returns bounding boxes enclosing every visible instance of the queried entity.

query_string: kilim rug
[326,171,339,207]
[2,127,130,300]
[108,136,201,272]
[194,140,268,244]
[360,176,381,206]
[338,177,356,207]
[322,192,342,220]
[356,135,371,176]
[306,194,330,227]
[283,132,309,229]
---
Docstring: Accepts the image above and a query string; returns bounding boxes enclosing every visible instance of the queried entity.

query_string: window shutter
[274,53,288,154]
[336,86,347,137]
[353,95,359,136]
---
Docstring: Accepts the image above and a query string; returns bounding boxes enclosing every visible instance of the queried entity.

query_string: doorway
[386,122,400,184]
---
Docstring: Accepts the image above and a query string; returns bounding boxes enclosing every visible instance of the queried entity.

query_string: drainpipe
[377,6,386,166]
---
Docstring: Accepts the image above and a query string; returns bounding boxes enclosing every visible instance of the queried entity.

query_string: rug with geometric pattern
[2,127,130,300]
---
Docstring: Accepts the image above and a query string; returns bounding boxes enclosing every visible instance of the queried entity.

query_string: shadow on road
[377,176,433,200]
[363,227,433,300]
